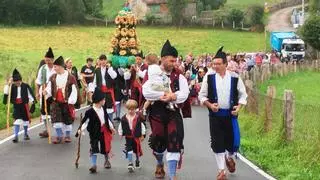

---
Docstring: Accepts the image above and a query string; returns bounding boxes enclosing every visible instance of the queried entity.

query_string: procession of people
[3,41,248,180]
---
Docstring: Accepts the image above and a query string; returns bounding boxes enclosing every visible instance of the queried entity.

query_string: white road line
[1,105,277,180]
[0,105,90,145]
[238,153,277,180]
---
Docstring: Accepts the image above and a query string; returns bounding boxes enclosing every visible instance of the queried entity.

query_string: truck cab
[281,38,305,62]
[270,32,305,63]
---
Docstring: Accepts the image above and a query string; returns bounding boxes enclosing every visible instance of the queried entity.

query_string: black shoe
[104,159,111,169]
[135,160,140,169]
[24,134,30,140]
[12,137,18,143]
[89,165,97,174]
[128,163,134,173]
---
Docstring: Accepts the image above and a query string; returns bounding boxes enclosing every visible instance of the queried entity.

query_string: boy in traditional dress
[118,99,146,172]
[76,88,116,173]
[44,56,78,144]
[3,69,36,143]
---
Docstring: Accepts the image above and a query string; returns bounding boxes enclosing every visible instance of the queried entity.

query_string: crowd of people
[3,41,251,180]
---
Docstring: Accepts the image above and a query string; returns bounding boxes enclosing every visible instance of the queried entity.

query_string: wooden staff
[43,86,52,144]
[6,82,12,135]
[75,113,83,168]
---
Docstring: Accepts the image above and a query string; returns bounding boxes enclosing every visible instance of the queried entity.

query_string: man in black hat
[44,56,78,144]
[89,54,117,120]
[198,47,247,180]
[76,88,116,172]
[142,40,189,180]
[3,69,36,143]
[36,47,56,138]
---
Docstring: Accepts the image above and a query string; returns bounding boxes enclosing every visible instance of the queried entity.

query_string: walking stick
[6,83,12,135]
[75,113,83,168]
[43,86,52,144]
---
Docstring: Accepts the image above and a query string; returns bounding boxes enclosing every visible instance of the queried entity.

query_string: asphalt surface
[266,5,301,32]
[0,106,267,180]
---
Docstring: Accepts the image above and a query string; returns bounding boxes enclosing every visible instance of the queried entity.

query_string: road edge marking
[238,153,277,180]
[0,105,90,145]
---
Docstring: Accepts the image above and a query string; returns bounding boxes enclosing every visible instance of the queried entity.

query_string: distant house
[144,0,196,18]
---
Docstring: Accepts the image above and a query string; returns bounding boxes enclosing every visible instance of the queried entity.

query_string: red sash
[101,125,113,153]
[125,115,143,156]
[16,98,31,122]
[132,80,143,110]
[56,88,65,103]
[101,85,116,112]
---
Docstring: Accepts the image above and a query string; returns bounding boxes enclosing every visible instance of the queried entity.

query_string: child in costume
[118,99,146,172]
[142,53,175,115]
[76,88,116,173]
[3,69,36,143]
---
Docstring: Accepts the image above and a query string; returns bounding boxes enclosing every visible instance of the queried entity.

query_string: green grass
[0,26,266,81]
[258,71,320,105]
[225,0,264,8]
[240,70,320,180]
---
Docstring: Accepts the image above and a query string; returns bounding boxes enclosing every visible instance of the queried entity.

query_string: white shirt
[3,84,34,103]
[198,71,247,109]
[93,106,114,129]
[80,106,115,131]
[45,70,78,105]
[36,64,56,85]
[118,114,146,136]
[143,73,189,104]
[89,66,117,92]
[137,63,147,79]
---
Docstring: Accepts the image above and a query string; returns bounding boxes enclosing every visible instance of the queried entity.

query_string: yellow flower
[120,50,127,56]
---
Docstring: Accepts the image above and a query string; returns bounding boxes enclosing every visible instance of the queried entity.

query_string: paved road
[266,5,301,32]
[0,106,267,180]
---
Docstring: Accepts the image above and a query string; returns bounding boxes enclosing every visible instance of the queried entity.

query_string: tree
[167,0,188,26]
[196,0,204,15]
[300,15,320,51]
[227,9,244,27]
[309,0,320,15]
[82,0,103,18]
[131,0,148,21]
[246,5,264,26]
[200,0,226,10]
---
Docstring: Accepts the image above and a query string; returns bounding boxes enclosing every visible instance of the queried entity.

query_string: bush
[227,9,244,27]
[145,13,156,25]
[299,15,320,51]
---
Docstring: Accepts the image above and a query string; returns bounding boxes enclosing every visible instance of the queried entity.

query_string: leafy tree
[199,0,226,10]
[167,0,187,26]
[309,0,320,15]
[246,4,264,26]
[227,9,244,26]
[299,15,320,51]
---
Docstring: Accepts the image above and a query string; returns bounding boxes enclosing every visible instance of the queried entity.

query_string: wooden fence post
[245,80,259,115]
[264,86,276,132]
[283,90,294,142]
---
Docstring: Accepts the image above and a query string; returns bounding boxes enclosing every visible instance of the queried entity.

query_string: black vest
[81,108,111,139]
[207,74,239,110]
[3,83,34,105]
[95,68,113,88]
[120,115,142,138]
